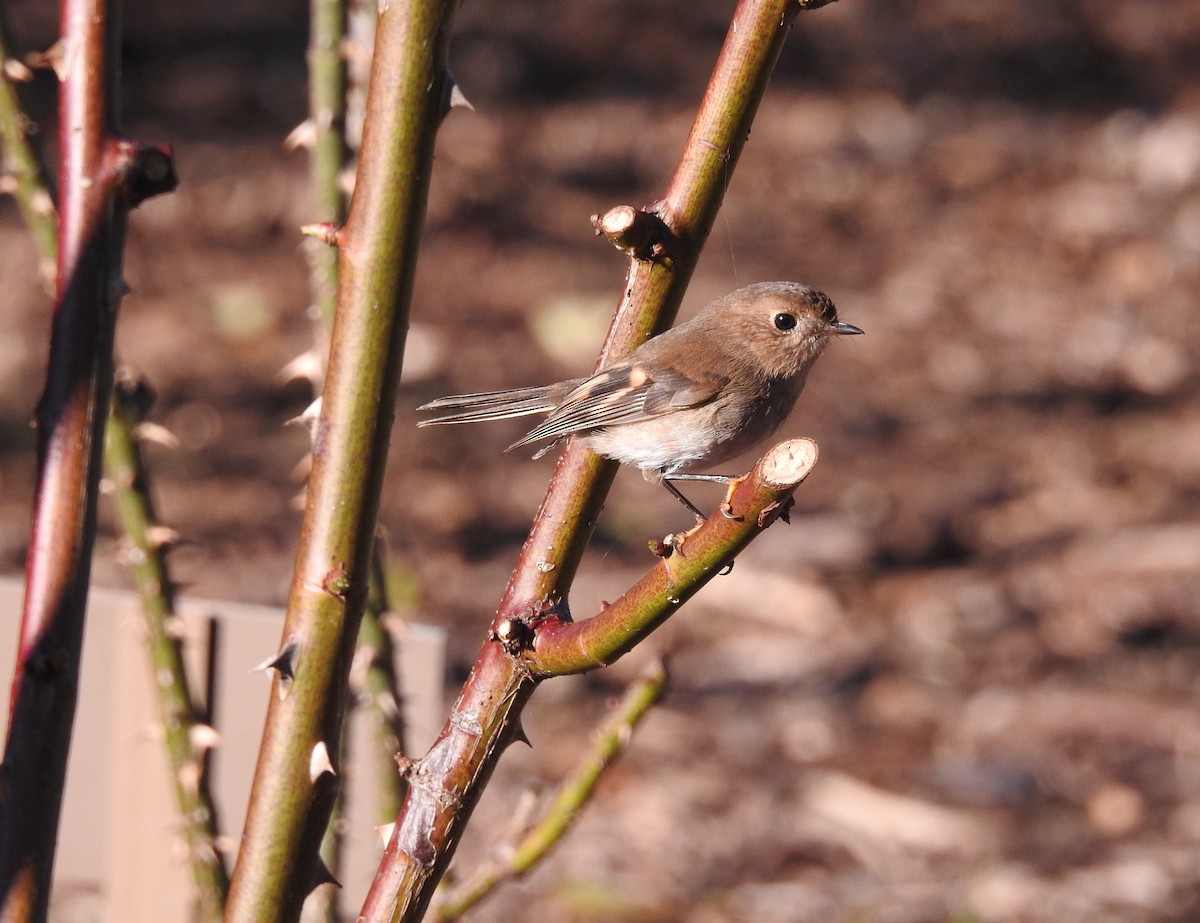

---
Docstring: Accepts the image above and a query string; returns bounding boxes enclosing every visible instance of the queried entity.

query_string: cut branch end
[758,437,818,490]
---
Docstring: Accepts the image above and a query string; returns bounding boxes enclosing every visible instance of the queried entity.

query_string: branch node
[321,563,352,600]
[300,222,345,247]
[493,616,534,655]
[590,205,674,261]
[115,142,178,207]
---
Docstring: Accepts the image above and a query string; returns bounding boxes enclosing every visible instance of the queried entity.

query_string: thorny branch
[357,2,830,918]
[0,0,177,918]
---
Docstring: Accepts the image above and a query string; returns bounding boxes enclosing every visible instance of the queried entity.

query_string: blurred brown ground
[2,1,1200,920]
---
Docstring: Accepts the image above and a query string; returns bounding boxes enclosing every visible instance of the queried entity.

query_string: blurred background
[2,0,1199,920]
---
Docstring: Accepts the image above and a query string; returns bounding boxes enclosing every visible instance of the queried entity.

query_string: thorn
[133,421,180,449]
[37,257,55,290]
[190,841,221,865]
[309,740,336,782]
[106,275,132,307]
[3,59,32,82]
[311,857,341,891]
[145,525,180,549]
[278,349,325,387]
[114,366,158,419]
[507,787,540,836]
[448,82,474,113]
[375,689,400,721]
[214,835,239,855]
[283,118,316,151]
[26,40,65,80]
[178,760,202,797]
[287,397,323,441]
[375,822,396,846]
[162,615,187,640]
[98,476,115,496]
[300,222,343,247]
[347,644,376,698]
[30,187,54,218]
[510,721,531,748]
[189,723,222,754]
[439,69,473,123]
[253,637,299,688]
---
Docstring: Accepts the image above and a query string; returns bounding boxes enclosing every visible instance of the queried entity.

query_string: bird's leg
[649,474,707,559]
[663,472,744,521]
[653,470,746,558]
[660,479,708,521]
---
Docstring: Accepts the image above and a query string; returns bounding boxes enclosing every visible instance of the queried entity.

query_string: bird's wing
[508,361,727,450]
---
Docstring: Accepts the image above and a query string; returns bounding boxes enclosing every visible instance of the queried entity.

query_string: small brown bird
[418,281,862,517]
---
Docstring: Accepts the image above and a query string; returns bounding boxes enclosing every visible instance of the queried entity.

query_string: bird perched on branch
[418,281,862,517]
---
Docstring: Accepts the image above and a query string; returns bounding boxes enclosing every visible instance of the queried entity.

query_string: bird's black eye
[773,312,797,331]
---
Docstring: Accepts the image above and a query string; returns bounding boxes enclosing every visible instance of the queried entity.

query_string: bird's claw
[720,476,747,520]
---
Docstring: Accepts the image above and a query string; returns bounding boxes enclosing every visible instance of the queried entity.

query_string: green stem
[360,548,409,819]
[305,0,346,329]
[528,441,817,674]
[106,380,229,921]
[303,2,349,919]
[0,12,56,284]
[223,2,459,921]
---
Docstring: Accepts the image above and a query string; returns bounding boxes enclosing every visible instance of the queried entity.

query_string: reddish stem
[358,4,819,915]
[0,0,175,919]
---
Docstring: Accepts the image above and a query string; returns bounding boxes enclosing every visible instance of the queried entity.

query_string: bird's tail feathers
[416,385,562,427]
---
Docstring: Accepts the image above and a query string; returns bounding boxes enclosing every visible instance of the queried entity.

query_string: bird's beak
[831,321,864,336]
